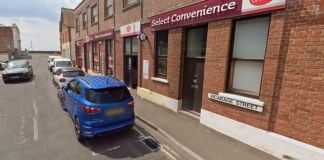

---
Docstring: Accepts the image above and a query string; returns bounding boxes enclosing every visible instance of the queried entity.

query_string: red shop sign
[86,29,114,43]
[149,0,286,31]
[77,41,83,47]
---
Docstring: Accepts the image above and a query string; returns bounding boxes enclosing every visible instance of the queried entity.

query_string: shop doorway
[123,36,138,89]
[106,40,113,76]
[124,56,138,89]
[182,26,208,114]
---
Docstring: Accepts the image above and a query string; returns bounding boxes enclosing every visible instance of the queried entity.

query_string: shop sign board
[208,93,264,112]
[150,0,286,31]
[86,29,114,43]
[121,21,141,37]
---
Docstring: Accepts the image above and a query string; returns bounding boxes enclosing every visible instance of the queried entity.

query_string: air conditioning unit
[6,44,11,50]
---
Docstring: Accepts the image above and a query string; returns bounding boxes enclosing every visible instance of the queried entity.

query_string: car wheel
[50,67,52,72]
[31,71,33,76]
[75,117,85,142]
[3,79,7,84]
[52,78,55,84]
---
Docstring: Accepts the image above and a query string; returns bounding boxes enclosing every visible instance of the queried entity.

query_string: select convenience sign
[208,93,264,112]
[150,0,286,31]
[86,29,114,43]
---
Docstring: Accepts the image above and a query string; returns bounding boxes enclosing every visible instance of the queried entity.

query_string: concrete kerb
[135,114,204,160]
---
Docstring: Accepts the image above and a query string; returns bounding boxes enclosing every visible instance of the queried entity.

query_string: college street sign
[149,0,286,31]
[208,93,264,112]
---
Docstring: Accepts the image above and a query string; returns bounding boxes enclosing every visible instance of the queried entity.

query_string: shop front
[85,29,114,75]
[120,21,141,89]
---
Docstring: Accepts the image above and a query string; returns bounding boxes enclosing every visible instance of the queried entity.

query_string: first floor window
[91,5,98,24]
[227,16,271,97]
[155,30,168,77]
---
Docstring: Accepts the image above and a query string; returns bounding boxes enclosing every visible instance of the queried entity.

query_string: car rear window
[56,61,72,67]
[85,87,131,104]
[63,71,85,77]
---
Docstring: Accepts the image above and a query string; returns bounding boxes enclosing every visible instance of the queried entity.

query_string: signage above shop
[208,93,264,112]
[121,21,141,37]
[149,0,286,31]
[86,29,114,43]
[77,41,83,47]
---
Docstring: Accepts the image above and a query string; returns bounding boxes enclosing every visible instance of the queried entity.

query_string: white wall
[11,23,21,56]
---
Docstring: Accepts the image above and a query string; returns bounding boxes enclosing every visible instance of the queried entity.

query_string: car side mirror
[48,60,49,62]
[29,64,32,67]
[53,72,56,75]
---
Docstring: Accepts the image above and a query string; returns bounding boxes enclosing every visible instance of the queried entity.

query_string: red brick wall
[0,27,14,52]
[270,0,324,148]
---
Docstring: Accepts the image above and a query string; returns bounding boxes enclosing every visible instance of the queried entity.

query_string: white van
[52,58,72,74]
[48,56,62,72]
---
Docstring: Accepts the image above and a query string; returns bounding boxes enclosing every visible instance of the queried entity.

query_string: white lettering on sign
[208,93,263,112]
[151,2,237,27]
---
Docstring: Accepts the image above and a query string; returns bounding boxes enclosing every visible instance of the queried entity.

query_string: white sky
[0,0,82,51]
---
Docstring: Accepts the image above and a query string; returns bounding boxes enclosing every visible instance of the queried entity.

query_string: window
[75,18,79,32]
[105,0,113,18]
[186,26,208,58]
[56,69,63,76]
[91,5,98,24]
[85,87,131,104]
[63,71,85,77]
[82,13,87,28]
[106,40,114,76]
[68,80,78,90]
[155,30,168,77]
[227,16,270,97]
[92,42,99,72]
[124,36,138,55]
[123,0,137,7]
[74,83,82,95]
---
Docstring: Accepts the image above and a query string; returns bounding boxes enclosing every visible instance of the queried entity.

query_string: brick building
[70,0,324,159]
[0,25,14,62]
[59,8,75,62]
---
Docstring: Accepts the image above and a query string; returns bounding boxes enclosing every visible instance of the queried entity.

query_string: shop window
[91,5,98,24]
[106,40,114,76]
[75,18,79,32]
[186,26,207,58]
[227,16,270,97]
[124,36,138,55]
[155,30,168,77]
[92,42,99,72]
[83,13,87,28]
[105,0,113,18]
[124,0,137,7]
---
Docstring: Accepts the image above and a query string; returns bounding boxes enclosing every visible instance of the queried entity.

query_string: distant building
[59,8,75,65]
[0,25,14,62]
[12,23,21,57]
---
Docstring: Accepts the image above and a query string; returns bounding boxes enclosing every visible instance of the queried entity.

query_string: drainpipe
[139,0,143,88]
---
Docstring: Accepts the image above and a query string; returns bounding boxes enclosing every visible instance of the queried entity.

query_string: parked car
[2,60,33,83]
[61,76,135,141]
[53,67,85,89]
[0,62,6,71]
[52,58,72,74]
[48,56,62,72]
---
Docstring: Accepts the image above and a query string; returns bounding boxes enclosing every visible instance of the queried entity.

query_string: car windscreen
[55,61,72,67]
[63,71,85,77]
[85,87,131,104]
[6,61,27,69]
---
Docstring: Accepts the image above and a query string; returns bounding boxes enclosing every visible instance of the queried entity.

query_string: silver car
[53,67,85,89]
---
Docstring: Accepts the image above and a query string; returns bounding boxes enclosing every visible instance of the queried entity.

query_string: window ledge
[151,77,168,84]
[91,22,98,26]
[104,15,114,21]
[219,92,264,106]
[123,1,140,11]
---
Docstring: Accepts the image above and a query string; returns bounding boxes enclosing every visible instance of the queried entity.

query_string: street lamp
[30,41,33,52]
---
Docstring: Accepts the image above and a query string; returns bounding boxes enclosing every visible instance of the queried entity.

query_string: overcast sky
[0,0,82,51]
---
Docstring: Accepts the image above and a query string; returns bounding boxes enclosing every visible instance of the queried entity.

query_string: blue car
[61,76,135,141]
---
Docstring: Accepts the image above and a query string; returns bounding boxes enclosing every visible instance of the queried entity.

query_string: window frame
[124,36,138,55]
[82,12,87,28]
[155,30,169,78]
[104,0,113,18]
[226,15,271,98]
[75,18,79,32]
[91,4,98,24]
[123,0,137,8]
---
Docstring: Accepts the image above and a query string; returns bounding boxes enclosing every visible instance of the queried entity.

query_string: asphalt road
[0,54,195,160]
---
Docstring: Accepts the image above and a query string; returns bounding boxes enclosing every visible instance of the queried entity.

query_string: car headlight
[23,69,28,73]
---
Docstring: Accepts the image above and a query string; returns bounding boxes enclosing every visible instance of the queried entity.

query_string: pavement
[83,72,278,160]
